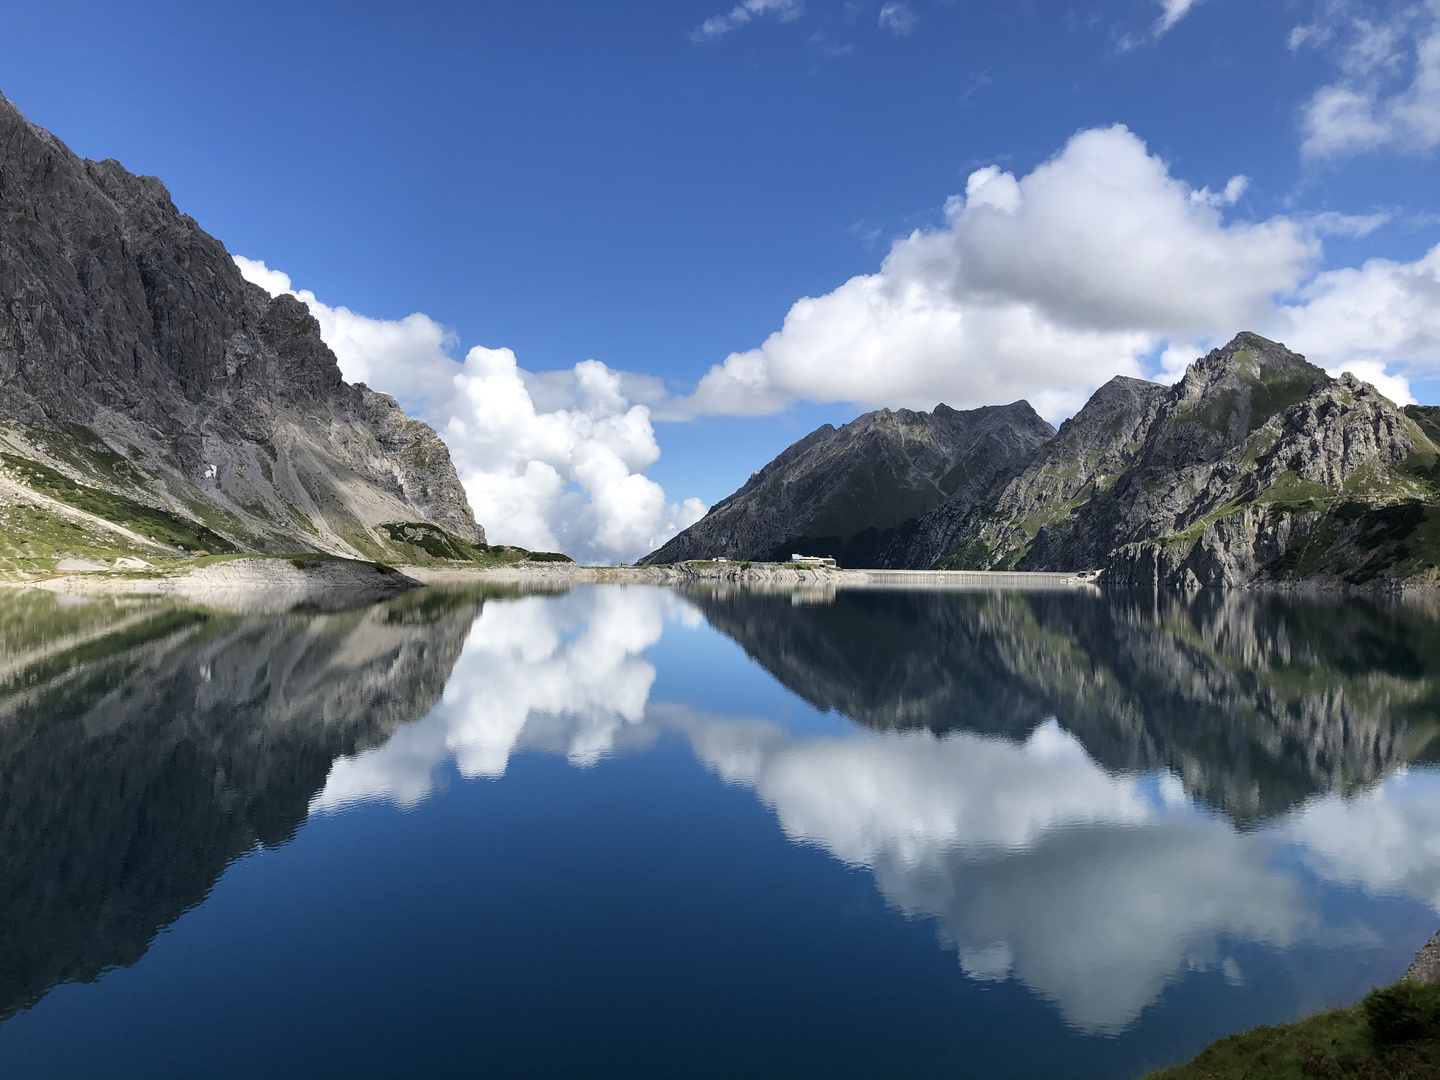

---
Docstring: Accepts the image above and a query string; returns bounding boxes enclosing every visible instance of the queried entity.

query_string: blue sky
[4,0,1440,558]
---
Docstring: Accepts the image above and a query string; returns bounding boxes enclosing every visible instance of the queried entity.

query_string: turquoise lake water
[1,583,1437,1078]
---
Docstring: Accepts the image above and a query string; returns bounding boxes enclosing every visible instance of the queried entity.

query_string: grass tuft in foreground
[1145,979,1440,1079]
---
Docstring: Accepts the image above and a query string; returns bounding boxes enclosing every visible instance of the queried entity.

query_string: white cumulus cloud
[1280,241,1440,403]
[686,123,1440,420]
[689,125,1321,421]
[1295,0,1440,158]
[691,0,804,43]
[234,257,705,563]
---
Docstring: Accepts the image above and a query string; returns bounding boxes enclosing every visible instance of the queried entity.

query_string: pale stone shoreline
[10,554,1438,606]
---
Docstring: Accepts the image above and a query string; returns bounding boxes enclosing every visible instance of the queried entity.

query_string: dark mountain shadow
[0,586,501,1024]
[689,587,1440,824]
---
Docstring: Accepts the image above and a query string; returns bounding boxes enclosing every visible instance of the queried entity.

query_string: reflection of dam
[0,587,490,1023]
[840,569,1101,590]
[689,587,1440,822]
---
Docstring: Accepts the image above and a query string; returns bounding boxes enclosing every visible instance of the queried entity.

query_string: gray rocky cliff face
[643,400,1055,567]
[0,92,481,560]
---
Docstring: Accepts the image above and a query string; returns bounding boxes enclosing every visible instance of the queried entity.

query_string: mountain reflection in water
[0,586,487,1022]
[2,583,1439,1048]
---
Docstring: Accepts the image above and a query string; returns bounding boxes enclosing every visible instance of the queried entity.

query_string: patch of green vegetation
[187,552,260,568]
[1266,499,1440,584]
[1144,978,1440,1079]
[477,545,534,565]
[1243,368,1319,433]
[1407,405,1440,448]
[685,560,717,568]
[1152,496,1255,549]
[179,499,256,549]
[1191,387,1240,435]
[1015,511,1048,537]
[22,422,157,495]
[1262,472,1337,515]
[0,502,133,562]
[377,521,487,561]
[287,554,339,570]
[1400,421,1440,496]
[371,524,557,567]
[1241,425,1283,467]
[1,453,235,554]
[936,537,997,571]
[404,438,432,472]
[328,507,390,562]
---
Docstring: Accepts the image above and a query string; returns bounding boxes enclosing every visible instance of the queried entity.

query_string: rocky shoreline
[1409,930,1440,984]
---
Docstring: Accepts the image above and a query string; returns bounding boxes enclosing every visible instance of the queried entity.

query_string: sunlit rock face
[0,587,485,1022]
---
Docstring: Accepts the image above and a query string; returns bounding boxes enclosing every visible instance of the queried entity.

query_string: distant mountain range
[0,92,487,569]
[647,332,1440,587]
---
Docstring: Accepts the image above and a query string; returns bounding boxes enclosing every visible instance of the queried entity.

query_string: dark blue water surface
[1,583,1438,1078]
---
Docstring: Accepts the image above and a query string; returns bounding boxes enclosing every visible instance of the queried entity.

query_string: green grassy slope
[1145,979,1440,1079]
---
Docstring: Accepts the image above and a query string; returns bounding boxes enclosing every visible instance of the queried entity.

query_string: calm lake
[1,582,1438,1079]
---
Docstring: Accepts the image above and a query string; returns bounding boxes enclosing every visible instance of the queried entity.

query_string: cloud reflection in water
[310,587,1440,1034]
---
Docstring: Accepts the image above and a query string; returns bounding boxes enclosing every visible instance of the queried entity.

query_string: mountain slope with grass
[0,92,486,573]
[951,332,1440,588]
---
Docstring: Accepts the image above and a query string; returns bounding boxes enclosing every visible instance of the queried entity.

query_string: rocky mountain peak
[643,399,1054,567]
[0,92,484,564]
[1152,333,1329,469]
